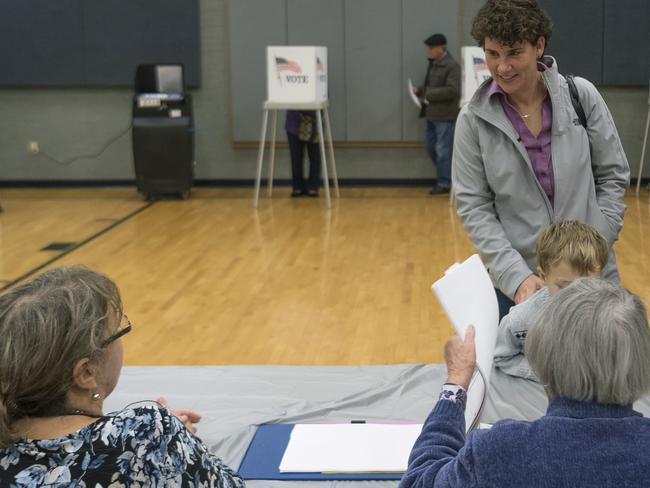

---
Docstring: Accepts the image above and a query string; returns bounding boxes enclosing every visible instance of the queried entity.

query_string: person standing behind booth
[286,110,321,197]
[452,0,629,320]
[414,34,461,195]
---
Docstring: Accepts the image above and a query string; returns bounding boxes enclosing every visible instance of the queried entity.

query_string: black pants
[287,132,321,192]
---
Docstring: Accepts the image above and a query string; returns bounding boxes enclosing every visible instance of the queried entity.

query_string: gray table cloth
[107,365,650,487]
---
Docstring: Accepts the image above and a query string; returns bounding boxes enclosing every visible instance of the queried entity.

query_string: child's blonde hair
[536,220,608,275]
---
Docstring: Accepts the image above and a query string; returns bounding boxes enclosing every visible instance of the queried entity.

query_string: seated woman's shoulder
[95,404,183,443]
[468,417,538,459]
[111,403,168,419]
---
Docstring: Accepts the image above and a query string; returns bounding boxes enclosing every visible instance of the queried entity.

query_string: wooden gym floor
[0,187,648,366]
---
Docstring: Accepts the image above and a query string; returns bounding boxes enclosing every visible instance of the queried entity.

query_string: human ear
[535,37,545,58]
[72,357,99,391]
[537,266,547,283]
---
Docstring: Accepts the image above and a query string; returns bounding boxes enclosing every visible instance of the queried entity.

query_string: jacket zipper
[471,108,555,225]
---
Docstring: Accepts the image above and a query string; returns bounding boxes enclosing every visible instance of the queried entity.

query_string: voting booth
[266,46,328,103]
[460,47,491,107]
[447,47,491,206]
[635,75,650,198]
[254,46,339,208]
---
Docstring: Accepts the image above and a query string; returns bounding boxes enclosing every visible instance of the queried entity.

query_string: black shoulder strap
[566,75,587,129]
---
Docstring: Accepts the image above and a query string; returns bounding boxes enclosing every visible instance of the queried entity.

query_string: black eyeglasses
[102,315,132,347]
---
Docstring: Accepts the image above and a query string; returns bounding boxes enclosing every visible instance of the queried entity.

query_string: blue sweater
[400,396,650,487]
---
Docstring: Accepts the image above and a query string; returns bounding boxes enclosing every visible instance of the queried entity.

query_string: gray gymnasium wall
[537,0,648,86]
[229,0,459,142]
[0,0,647,183]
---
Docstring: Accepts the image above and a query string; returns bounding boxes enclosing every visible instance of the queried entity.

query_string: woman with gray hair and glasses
[400,278,650,487]
[0,267,244,487]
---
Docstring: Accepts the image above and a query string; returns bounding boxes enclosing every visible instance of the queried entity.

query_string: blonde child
[493,220,609,380]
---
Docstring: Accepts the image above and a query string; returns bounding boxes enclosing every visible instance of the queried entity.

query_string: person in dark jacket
[399,278,650,488]
[415,33,460,195]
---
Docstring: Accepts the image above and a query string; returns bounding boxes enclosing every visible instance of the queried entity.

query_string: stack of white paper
[279,423,423,473]
[431,254,499,431]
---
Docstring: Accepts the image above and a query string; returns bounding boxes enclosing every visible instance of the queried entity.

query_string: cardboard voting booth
[266,46,328,103]
[460,46,491,107]
[635,70,650,196]
[254,46,339,208]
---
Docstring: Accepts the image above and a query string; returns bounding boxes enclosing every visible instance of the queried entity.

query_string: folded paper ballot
[407,78,423,109]
[431,254,499,431]
[279,423,423,473]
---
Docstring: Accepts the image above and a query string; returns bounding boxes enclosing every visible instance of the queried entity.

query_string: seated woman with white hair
[400,278,650,487]
[0,267,244,487]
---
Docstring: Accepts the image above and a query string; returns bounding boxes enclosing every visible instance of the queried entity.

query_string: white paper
[407,78,422,109]
[431,254,499,431]
[279,423,423,473]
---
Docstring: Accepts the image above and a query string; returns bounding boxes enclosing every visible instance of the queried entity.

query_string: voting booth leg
[253,109,270,208]
[635,106,650,195]
[324,108,340,198]
[267,110,278,197]
[316,111,331,209]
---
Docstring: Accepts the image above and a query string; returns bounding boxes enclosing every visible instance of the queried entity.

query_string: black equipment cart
[132,64,194,199]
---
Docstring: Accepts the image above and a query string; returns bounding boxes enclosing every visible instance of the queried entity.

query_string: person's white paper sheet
[407,78,422,108]
[279,423,423,473]
[431,254,499,431]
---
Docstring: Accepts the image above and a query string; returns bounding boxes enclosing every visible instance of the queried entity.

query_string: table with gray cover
[107,365,650,487]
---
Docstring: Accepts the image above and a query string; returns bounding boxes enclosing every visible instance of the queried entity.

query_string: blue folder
[238,423,404,480]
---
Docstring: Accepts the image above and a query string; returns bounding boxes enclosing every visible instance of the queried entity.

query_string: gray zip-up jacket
[452,57,629,299]
[493,286,549,381]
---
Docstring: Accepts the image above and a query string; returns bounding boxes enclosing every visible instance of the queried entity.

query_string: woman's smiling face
[484,36,544,97]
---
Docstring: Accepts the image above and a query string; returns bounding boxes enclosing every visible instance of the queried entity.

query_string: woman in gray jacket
[452,0,629,318]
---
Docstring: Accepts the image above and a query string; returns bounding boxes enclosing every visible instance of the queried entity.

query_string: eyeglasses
[101,314,132,347]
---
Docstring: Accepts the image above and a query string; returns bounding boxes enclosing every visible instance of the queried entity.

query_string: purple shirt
[488,73,554,205]
[285,110,316,136]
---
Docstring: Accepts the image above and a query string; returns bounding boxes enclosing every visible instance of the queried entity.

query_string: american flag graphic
[472,55,491,85]
[473,56,487,72]
[316,57,324,72]
[275,57,302,75]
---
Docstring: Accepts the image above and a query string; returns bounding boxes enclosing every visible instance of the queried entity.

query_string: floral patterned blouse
[0,405,245,487]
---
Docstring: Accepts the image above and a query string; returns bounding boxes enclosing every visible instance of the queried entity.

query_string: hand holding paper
[431,254,499,431]
[407,78,422,108]
[444,325,476,390]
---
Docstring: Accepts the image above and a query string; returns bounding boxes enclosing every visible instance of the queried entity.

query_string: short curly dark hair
[471,0,553,48]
